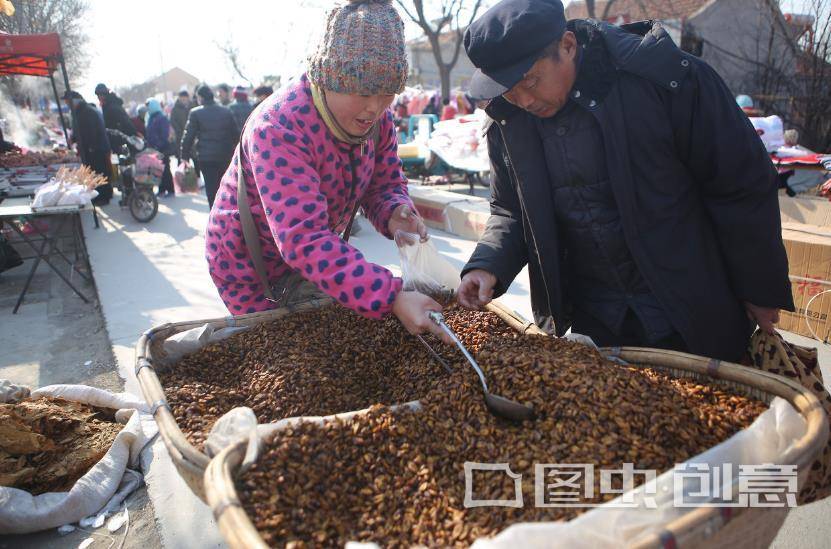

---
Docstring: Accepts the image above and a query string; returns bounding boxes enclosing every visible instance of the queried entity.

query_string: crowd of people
[60,81,275,207]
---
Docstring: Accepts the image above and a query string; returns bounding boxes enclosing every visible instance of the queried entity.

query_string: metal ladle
[427,311,535,422]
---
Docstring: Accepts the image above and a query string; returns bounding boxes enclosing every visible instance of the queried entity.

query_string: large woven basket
[135,298,539,501]
[204,347,828,549]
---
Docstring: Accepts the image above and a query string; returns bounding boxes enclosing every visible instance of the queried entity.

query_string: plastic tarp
[0,33,62,77]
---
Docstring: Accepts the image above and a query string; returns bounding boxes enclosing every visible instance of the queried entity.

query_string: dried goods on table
[0,397,122,495]
[237,331,768,548]
[0,149,79,168]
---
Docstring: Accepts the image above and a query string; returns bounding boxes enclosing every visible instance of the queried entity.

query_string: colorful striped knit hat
[307,0,408,96]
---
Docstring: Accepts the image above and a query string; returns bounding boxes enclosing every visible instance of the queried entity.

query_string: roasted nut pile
[161,305,489,448]
[237,328,768,548]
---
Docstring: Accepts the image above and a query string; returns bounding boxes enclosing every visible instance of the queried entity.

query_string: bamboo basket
[135,298,537,501]
[204,347,828,549]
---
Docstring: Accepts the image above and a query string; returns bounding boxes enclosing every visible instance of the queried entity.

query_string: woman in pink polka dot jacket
[205,0,451,341]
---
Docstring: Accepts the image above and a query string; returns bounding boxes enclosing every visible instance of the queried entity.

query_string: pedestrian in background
[170,90,191,161]
[229,85,253,132]
[440,98,457,121]
[216,83,232,106]
[145,98,175,197]
[180,85,238,209]
[253,85,274,106]
[63,91,113,205]
[131,105,147,137]
[94,83,137,152]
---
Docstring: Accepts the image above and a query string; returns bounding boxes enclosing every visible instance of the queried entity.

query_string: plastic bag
[174,161,199,193]
[749,115,785,152]
[206,407,260,470]
[162,323,249,363]
[395,230,460,301]
[31,180,64,208]
[55,184,97,206]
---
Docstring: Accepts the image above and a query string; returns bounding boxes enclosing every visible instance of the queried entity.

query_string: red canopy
[0,33,63,77]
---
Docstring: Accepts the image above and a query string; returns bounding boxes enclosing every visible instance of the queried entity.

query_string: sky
[78,0,816,98]
[79,0,435,98]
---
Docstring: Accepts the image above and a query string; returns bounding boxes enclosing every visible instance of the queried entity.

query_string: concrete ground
[0,212,161,549]
[2,189,829,547]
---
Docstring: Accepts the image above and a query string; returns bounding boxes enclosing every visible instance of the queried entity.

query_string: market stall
[0,32,79,200]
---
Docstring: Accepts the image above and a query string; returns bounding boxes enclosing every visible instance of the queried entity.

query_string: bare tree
[216,38,253,87]
[395,0,487,100]
[0,0,90,85]
[789,0,831,151]
[745,0,831,151]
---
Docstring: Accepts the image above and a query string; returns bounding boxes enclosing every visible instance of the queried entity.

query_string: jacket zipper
[496,122,557,324]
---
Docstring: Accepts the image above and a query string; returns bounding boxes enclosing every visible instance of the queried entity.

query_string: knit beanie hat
[307,0,408,96]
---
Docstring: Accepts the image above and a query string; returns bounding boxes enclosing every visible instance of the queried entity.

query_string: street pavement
[2,188,828,547]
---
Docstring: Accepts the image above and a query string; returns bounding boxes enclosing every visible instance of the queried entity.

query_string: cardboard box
[779,195,831,228]
[780,223,831,342]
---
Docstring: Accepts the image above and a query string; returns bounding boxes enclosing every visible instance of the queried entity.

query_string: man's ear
[561,31,578,61]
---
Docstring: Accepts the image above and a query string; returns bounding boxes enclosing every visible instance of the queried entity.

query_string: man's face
[178,95,189,105]
[218,89,229,102]
[502,32,578,119]
[95,93,105,106]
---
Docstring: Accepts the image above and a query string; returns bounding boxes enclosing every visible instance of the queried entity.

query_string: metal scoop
[427,311,535,422]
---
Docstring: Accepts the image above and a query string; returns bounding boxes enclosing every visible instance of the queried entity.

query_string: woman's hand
[388,204,428,242]
[392,290,453,344]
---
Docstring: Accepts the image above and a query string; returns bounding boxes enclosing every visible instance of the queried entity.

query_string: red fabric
[0,33,63,77]
[440,104,458,121]
[771,153,825,166]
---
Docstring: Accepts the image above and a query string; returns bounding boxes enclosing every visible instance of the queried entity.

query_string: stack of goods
[0,397,122,495]
[31,165,108,208]
[217,307,768,547]
[0,149,79,169]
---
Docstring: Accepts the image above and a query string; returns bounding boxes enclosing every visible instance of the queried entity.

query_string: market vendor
[456,0,794,361]
[62,91,113,205]
[205,0,450,342]
[0,125,19,153]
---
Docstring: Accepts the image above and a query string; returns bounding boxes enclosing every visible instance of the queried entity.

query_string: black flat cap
[464,0,567,100]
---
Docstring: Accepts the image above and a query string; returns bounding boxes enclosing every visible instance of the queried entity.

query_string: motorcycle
[107,129,159,223]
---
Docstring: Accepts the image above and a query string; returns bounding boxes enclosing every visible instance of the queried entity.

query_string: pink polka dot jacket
[205,74,414,318]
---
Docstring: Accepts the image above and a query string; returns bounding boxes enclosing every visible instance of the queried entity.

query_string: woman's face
[325,91,395,136]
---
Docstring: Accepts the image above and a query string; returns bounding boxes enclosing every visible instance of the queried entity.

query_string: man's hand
[458,269,497,310]
[392,290,453,344]
[388,204,427,242]
[744,302,780,334]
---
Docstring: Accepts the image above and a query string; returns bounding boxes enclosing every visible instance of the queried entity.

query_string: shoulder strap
[236,156,277,301]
